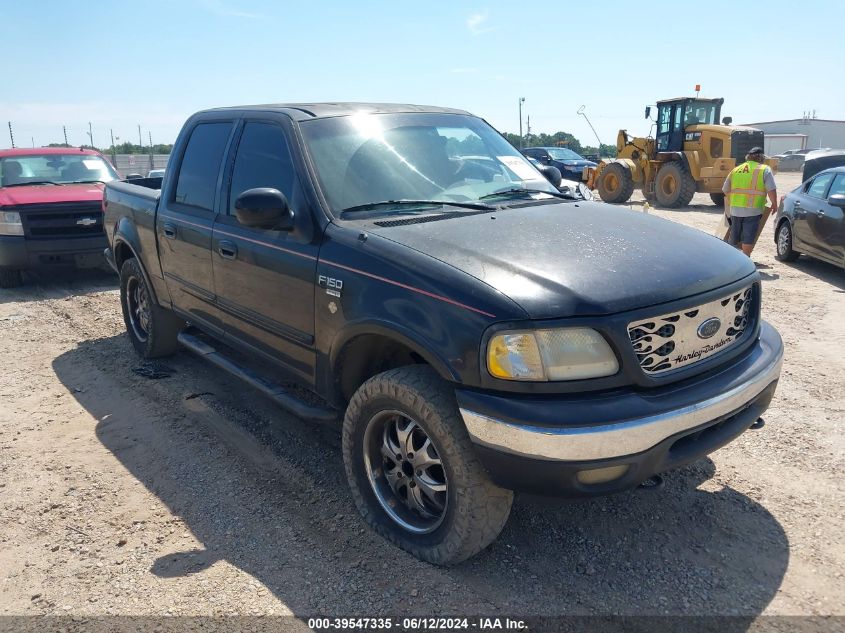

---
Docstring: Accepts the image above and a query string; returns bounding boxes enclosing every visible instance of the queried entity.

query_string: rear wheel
[0,268,23,289]
[119,258,184,358]
[342,365,513,565]
[710,193,725,207]
[775,220,800,262]
[655,162,696,208]
[596,163,634,204]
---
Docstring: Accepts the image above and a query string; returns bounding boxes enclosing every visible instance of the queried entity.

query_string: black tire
[119,257,184,358]
[655,162,696,208]
[0,268,23,289]
[342,365,513,565]
[596,162,634,204]
[710,193,725,207]
[775,220,800,262]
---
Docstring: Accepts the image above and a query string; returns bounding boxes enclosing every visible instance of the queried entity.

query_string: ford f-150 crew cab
[103,103,784,565]
[0,147,118,287]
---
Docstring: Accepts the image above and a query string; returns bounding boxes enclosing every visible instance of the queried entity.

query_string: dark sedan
[774,166,845,269]
[522,146,596,182]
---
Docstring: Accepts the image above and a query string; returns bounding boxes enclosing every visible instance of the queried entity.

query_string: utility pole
[87,122,93,148]
[518,97,525,149]
[63,126,69,146]
[7,122,14,148]
[526,115,531,141]
[138,125,143,151]
[110,129,117,164]
[31,137,35,148]
[149,131,154,172]
[577,105,603,156]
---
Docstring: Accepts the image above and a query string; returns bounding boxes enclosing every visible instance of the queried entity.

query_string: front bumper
[457,321,783,496]
[0,234,107,269]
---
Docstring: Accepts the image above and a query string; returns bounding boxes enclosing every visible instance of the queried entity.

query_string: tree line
[501,132,616,158]
[47,142,174,154]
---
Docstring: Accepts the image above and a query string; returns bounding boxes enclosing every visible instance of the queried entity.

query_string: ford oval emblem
[697,317,721,339]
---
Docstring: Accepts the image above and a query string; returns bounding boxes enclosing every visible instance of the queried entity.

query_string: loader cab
[655,98,724,152]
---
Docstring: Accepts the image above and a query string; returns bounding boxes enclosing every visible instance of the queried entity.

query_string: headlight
[487,327,618,381]
[0,211,23,236]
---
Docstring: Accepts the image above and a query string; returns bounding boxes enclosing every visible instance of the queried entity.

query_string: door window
[827,173,845,197]
[806,172,834,199]
[228,122,297,214]
[174,122,233,211]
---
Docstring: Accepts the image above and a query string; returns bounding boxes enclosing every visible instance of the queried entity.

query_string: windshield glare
[546,148,583,161]
[300,113,556,215]
[0,154,118,187]
[683,101,719,125]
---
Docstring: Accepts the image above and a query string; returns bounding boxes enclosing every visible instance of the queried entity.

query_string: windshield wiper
[3,181,63,187]
[341,199,494,216]
[66,180,107,184]
[479,187,577,201]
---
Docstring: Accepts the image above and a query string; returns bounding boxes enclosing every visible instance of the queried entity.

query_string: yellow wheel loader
[587,97,778,208]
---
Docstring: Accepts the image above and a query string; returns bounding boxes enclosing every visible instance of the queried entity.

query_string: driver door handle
[218,240,238,260]
[162,223,177,239]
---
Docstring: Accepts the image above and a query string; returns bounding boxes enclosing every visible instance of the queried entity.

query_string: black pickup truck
[103,103,783,565]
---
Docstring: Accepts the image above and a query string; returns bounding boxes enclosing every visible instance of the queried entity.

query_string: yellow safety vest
[728,161,769,209]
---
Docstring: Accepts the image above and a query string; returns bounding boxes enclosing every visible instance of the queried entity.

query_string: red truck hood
[0,183,105,206]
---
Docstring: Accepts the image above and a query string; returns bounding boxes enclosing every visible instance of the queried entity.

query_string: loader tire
[655,162,696,208]
[597,163,634,204]
[710,193,726,207]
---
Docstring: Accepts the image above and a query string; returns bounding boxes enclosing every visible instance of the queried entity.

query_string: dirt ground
[0,171,843,624]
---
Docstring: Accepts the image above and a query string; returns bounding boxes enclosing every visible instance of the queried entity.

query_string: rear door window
[174,122,233,212]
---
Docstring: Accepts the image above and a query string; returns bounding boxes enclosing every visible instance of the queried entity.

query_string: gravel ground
[0,171,843,624]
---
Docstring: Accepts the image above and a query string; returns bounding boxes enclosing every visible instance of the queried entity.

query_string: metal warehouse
[742,116,845,155]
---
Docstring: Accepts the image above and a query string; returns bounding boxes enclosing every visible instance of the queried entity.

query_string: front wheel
[596,163,634,204]
[342,366,513,565]
[119,258,184,358]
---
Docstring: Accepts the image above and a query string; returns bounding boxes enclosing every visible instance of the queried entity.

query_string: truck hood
[365,201,756,318]
[0,183,104,207]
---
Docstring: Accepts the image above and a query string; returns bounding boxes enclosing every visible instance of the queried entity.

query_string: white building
[741,118,845,155]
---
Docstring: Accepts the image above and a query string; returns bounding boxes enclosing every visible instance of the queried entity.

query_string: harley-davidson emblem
[76,217,97,226]
[697,317,722,339]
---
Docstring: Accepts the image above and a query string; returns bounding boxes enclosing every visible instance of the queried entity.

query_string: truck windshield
[299,112,556,215]
[0,154,119,187]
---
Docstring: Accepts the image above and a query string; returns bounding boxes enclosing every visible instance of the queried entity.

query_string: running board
[177,330,339,422]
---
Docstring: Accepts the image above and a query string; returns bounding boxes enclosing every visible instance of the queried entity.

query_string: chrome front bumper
[460,322,783,463]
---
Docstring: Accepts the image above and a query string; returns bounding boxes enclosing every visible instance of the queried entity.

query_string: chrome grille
[628,287,753,375]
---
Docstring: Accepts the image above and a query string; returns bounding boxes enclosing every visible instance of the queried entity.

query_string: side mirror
[540,165,562,187]
[644,106,651,119]
[828,194,845,208]
[126,173,143,180]
[234,188,293,230]
[722,116,733,125]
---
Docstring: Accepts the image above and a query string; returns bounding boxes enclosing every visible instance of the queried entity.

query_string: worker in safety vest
[721,146,777,256]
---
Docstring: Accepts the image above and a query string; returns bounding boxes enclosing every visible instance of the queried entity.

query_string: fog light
[576,465,629,485]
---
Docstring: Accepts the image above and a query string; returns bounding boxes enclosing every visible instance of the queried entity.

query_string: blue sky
[2,0,843,149]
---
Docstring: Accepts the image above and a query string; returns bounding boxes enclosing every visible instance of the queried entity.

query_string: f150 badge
[318,274,343,297]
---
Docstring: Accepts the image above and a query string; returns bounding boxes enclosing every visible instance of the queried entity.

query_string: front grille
[628,286,753,375]
[730,130,764,161]
[15,202,104,239]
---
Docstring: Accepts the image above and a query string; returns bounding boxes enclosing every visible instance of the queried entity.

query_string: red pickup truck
[0,147,119,287]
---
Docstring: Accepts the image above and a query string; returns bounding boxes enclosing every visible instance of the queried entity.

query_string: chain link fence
[108,154,170,178]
